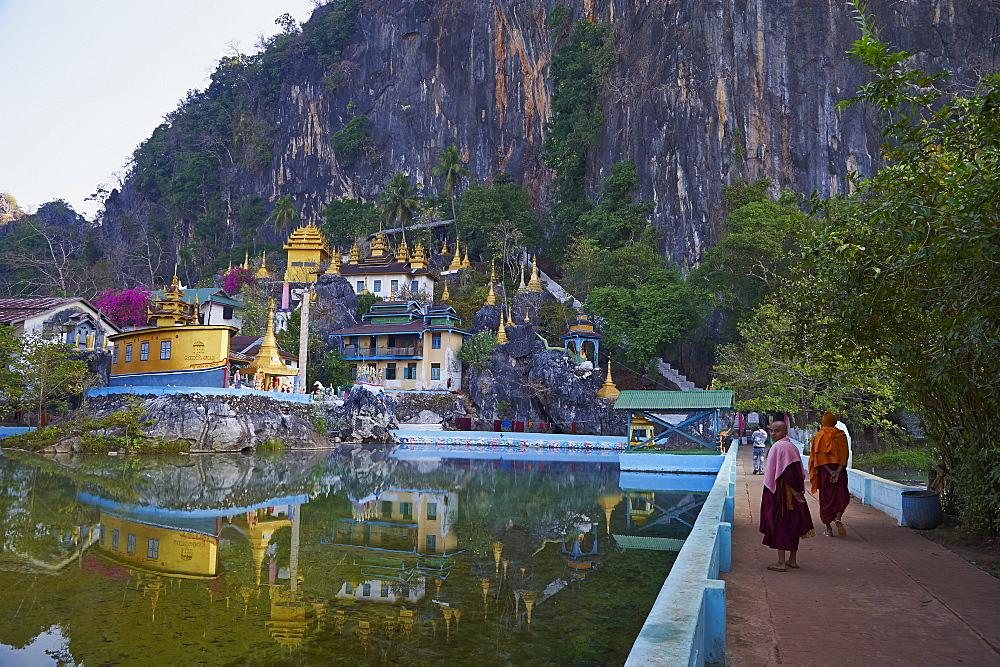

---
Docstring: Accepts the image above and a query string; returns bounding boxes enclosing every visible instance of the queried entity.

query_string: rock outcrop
[465,318,624,435]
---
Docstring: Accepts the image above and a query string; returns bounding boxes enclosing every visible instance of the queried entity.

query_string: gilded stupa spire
[448,235,463,271]
[496,309,508,344]
[370,232,389,257]
[256,251,272,279]
[461,245,472,269]
[441,237,450,255]
[348,242,360,264]
[517,256,527,293]
[410,242,428,269]
[485,282,497,307]
[526,255,543,292]
[441,279,450,302]
[395,238,410,262]
[243,252,249,269]
[324,248,341,275]
[597,362,621,399]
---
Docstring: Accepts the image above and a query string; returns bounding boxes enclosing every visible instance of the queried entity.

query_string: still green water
[0,447,704,665]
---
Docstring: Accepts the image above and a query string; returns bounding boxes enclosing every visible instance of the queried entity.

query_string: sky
[0,0,317,221]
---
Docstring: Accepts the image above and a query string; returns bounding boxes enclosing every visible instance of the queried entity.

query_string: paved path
[724,446,1000,665]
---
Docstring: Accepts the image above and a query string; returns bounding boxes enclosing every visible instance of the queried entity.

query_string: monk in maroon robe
[759,421,814,571]
[809,411,851,537]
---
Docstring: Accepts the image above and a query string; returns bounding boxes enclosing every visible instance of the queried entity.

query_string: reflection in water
[0,449,706,664]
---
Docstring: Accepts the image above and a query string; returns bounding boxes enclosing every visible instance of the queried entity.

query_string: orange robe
[809,417,850,525]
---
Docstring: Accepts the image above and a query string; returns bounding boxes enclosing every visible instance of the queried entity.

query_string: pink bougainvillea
[222,267,255,295]
[94,288,152,329]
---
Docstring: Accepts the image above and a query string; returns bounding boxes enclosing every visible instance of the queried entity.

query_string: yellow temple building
[283,223,331,282]
[108,275,236,388]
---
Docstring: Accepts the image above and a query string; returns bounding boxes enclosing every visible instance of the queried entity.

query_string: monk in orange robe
[809,411,851,537]
[759,421,814,571]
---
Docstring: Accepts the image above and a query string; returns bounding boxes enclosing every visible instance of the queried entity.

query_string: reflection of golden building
[265,588,322,648]
[97,511,219,578]
[335,490,458,555]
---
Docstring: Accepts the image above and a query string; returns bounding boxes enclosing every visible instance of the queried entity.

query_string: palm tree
[266,195,299,237]
[432,144,471,225]
[378,172,419,244]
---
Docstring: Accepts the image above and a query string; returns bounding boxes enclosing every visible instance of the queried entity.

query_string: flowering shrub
[222,267,255,295]
[94,288,151,329]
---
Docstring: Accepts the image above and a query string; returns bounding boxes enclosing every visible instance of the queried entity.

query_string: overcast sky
[0,0,317,220]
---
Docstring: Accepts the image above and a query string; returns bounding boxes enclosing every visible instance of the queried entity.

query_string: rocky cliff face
[224,0,998,266]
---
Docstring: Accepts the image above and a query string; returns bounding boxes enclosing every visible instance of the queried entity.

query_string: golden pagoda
[597,363,621,400]
[441,279,450,302]
[496,310,508,344]
[244,300,298,390]
[448,236,463,271]
[485,282,497,306]
[147,274,197,327]
[256,251,272,279]
[526,255,544,292]
[369,231,390,258]
[283,223,331,282]
[348,242,360,264]
[324,248,341,275]
[440,237,450,255]
[596,493,624,534]
[410,242,428,270]
[461,246,472,269]
[395,238,410,262]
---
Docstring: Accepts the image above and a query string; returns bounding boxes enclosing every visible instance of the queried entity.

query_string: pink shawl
[763,437,801,493]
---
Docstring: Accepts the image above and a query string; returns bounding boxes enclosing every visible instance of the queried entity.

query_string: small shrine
[560,313,603,364]
[283,223,331,282]
[242,300,299,391]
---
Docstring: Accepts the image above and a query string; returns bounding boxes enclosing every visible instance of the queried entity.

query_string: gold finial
[361,279,370,295]
[505,306,515,328]
[485,281,497,306]
[441,279,450,302]
[256,251,271,279]
[243,252,249,269]
[371,232,389,256]
[348,242,360,264]
[410,243,428,269]
[496,314,508,344]
[527,255,543,292]
[441,237,449,255]
[395,238,410,262]
[461,245,472,269]
[597,362,621,399]
[523,308,531,324]
[490,260,497,284]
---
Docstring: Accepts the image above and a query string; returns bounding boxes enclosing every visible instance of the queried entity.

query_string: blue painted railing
[625,440,737,666]
[86,386,314,404]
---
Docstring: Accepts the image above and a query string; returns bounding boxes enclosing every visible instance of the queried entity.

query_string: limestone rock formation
[465,318,624,435]
[338,386,399,444]
[310,274,359,334]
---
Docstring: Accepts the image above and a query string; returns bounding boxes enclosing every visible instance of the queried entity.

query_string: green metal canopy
[613,390,734,412]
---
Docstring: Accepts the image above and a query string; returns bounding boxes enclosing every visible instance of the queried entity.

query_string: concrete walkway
[724,446,1000,665]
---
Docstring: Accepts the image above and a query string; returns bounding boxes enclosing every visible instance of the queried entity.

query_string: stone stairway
[535,266,582,309]
[655,359,698,391]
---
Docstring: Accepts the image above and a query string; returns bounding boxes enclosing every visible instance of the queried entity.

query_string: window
[345,582,354,594]
[387,336,395,348]
[400,502,413,520]
[426,534,437,551]
[223,305,234,319]
[363,582,372,596]
[374,280,382,293]
[147,538,159,559]
[160,340,171,360]
[411,281,418,292]
[404,363,417,380]
[112,346,118,364]
[427,503,438,521]
[399,585,410,598]
[391,280,399,294]
[100,525,105,544]
[140,342,149,361]
[112,529,119,549]
[381,583,390,597]
[385,363,397,380]
[349,365,358,380]
[127,533,136,555]
[432,333,441,349]
[431,363,441,380]
[381,501,392,518]
[124,344,132,363]
[357,281,364,293]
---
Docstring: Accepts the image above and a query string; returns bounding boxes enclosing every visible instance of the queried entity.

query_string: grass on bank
[852,447,936,470]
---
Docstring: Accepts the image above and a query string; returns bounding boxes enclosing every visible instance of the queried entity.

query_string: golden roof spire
[370,232,389,257]
[485,281,497,306]
[410,242,428,269]
[496,309,508,344]
[441,279,450,302]
[441,237,450,255]
[597,362,621,399]
[256,251,272,279]
[489,260,497,284]
[461,245,472,269]
[448,235,463,271]
[526,255,543,292]
[324,248,341,275]
[395,238,410,262]
[348,242,360,264]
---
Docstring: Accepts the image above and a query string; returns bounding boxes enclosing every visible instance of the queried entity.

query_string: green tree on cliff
[432,144,471,226]
[378,173,419,244]
[266,195,300,237]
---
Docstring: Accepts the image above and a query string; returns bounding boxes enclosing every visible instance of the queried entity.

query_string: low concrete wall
[86,386,314,405]
[625,441,737,666]
[802,452,911,527]
[846,468,912,527]
[394,429,625,450]
[619,452,725,474]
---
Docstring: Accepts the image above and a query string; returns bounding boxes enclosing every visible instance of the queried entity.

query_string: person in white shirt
[751,426,769,474]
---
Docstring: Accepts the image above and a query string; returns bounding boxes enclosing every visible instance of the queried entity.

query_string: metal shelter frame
[613,390,734,450]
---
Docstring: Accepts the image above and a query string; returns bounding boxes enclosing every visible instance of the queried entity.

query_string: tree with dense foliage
[331,114,375,167]
[735,1,1000,534]
[542,19,615,256]
[94,288,152,329]
[221,267,255,296]
[266,195,300,237]
[321,198,380,246]
[457,176,539,261]
[578,161,654,250]
[378,173,419,244]
[12,334,91,425]
[457,331,498,369]
[432,144,471,225]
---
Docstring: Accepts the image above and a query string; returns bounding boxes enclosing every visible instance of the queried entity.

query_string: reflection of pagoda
[265,587,323,648]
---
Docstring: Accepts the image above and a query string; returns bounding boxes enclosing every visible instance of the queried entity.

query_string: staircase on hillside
[535,267,582,309]
[655,359,698,391]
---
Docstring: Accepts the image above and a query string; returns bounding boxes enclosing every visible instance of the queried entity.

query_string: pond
[0,447,707,665]
[867,466,929,487]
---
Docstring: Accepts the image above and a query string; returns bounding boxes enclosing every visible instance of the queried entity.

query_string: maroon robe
[817,465,851,525]
[760,459,814,551]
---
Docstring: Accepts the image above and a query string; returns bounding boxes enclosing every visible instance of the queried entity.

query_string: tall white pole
[297,288,311,393]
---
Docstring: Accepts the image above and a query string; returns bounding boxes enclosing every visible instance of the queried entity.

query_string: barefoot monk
[760,421,814,571]
[809,411,851,537]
